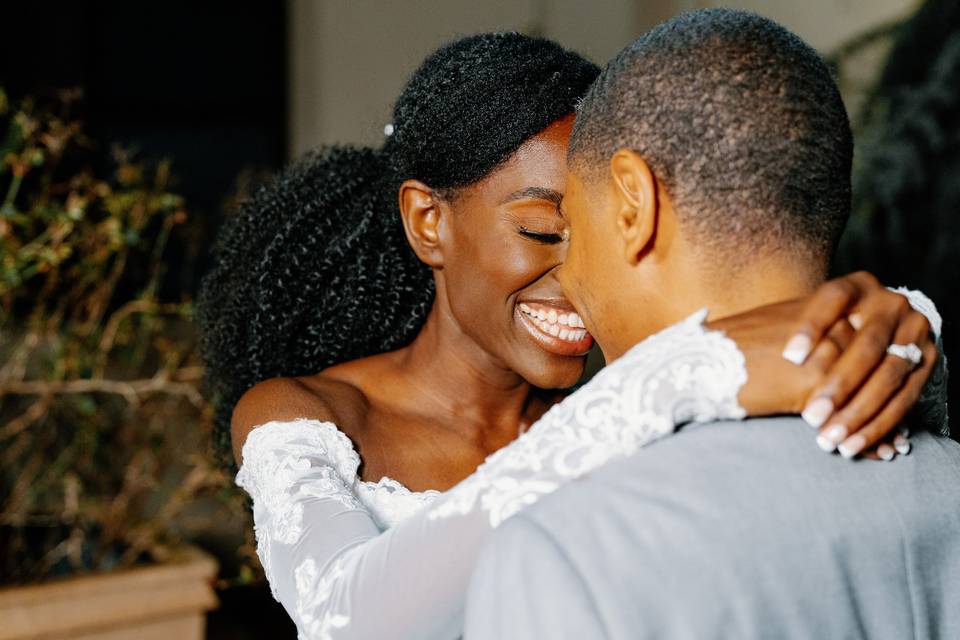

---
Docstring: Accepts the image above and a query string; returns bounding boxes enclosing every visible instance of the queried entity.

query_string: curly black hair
[197,33,599,470]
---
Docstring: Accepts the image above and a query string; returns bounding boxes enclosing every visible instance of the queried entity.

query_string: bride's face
[433,115,594,389]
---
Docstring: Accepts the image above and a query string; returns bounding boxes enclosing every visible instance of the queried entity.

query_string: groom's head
[559,9,852,360]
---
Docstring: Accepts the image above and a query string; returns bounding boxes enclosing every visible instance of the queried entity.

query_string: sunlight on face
[556,167,625,361]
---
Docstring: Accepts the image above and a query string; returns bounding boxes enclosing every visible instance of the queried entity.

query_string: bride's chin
[511,348,587,391]
[520,369,583,392]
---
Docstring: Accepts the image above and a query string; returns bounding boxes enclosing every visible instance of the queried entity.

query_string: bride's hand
[711,271,938,460]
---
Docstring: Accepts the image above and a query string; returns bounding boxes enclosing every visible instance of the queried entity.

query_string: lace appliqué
[429,309,747,527]
[237,420,364,541]
[356,477,442,530]
[236,420,365,598]
[893,287,949,437]
[295,555,351,640]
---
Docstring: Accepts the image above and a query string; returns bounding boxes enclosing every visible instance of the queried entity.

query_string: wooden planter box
[0,547,218,640]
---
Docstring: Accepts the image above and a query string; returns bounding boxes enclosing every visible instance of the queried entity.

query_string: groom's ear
[399,179,446,268]
[609,149,657,266]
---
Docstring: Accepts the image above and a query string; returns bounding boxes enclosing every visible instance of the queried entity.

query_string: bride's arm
[235,280,946,640]
[235,313,748,640]
[713,275,945,456]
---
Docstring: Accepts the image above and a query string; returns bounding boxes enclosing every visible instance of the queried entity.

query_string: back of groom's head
[568,8,852,267]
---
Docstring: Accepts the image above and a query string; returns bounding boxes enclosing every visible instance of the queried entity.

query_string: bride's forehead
[471,139,570,200]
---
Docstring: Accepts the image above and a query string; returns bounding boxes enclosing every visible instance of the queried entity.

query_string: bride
[198,33,945,639]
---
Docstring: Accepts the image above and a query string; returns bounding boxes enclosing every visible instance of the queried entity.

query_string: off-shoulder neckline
[242,417,444,500]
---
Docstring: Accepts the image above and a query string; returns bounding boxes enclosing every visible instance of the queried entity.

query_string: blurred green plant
[0,87,255,585]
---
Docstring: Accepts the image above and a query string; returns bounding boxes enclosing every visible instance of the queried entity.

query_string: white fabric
[235,290,947,640]
[894,286,942,337]
[893,286,949,436]
[235,310,747,639]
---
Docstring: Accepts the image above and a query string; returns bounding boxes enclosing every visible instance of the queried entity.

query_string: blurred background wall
[288,0,918,154]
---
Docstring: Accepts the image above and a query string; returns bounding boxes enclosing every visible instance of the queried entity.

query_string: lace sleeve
[235,311,747,639]
[235,420,376,638]
[892,287,949,437]
[429,308,746,527]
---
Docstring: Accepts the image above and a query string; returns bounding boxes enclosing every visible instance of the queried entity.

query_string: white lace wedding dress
[236,295,947,640]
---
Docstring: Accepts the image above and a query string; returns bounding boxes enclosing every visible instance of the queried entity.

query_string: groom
[465,9,960,639]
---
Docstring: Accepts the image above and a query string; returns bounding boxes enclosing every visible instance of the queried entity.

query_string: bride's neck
[393,299,532,441]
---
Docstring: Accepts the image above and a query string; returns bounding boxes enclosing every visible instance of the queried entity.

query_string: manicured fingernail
[838,434,867,459]
[878,444,896,461]
[849,312,864,330]
[824,423,848,445]
[894,434,911,456]
[802,397,834,429]
[816,434,838,452]
[898,427,910,439]
[782,334,813,365]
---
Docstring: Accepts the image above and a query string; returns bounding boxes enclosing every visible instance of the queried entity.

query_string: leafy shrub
[0,88,252,584]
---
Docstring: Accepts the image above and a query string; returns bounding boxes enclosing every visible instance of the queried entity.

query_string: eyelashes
[518,226,566,244]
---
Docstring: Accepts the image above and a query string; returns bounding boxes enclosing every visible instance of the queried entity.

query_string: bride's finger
[804,319,854,377]
[782,273,878,364]
[798,296,910,428]
[833,344,936,459]
[812,312,931,450]
[842,429,911,462]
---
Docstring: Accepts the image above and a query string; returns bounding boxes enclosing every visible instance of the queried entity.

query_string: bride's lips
[515,300,594,357]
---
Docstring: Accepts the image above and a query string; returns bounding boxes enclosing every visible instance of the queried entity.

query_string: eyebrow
[500,186,563,206]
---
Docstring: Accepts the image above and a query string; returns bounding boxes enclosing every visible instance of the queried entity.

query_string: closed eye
[518,226,565,244]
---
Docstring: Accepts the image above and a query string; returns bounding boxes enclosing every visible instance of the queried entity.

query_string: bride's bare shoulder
[230,373,368,464]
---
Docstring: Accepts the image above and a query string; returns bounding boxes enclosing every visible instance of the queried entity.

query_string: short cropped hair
[569,9,853,265]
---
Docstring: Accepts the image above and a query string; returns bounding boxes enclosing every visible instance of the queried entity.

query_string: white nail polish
[894,435,911,456]
[782,334,813,365]
[838,434,867,459]
[878,444,896,461]
[849,312,864,331]
[801,397,834,429]
[816,434,838,452]
[824,424,848,444]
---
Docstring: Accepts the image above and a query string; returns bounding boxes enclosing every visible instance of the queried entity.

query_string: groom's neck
[693,255,826,321]
[639,251,827,334]
[603,253,825,363]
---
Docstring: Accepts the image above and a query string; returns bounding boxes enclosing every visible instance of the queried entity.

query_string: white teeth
[518,304,589,343]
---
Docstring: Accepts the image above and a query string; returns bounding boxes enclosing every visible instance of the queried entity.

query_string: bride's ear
[398,179,446,268]
[609,149,657,266]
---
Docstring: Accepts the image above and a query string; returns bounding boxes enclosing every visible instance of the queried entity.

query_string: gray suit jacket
[464,418,960,639]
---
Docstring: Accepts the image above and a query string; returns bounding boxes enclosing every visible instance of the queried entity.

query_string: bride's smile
[516,300,593,356]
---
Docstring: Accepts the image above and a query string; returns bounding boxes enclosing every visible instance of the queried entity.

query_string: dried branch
[0,370,205,408]
[94,300,188,376]
[0,395,52,441]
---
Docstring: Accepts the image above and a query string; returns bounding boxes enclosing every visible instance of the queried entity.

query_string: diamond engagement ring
[887,342,923,367]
